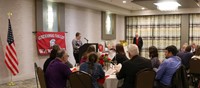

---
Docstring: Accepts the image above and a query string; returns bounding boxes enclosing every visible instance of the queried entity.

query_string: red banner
[36,32,66,55]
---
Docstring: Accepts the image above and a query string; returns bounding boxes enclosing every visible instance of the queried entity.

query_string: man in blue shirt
[45,49,72,88]
[156,45,181,88]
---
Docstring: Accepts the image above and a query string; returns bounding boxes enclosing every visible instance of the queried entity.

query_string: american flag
[4,19,19,76]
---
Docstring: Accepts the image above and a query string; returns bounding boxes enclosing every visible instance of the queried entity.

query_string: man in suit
[116,44,152,88]
[133,32,143,55]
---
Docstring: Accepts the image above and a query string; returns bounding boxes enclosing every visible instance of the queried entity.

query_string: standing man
[133,32,143,55]
[156,45,181,88]
[72,32,82,65]
[115,44,152,88]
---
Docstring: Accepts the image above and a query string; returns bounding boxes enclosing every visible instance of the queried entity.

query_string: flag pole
[6,12,16,86]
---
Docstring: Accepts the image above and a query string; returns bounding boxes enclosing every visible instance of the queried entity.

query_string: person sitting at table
[115,44,152,88]
[80,52,105,88]
[43,44,60,73]
[149,46,160,69]
[112,44,128,64]
[45,49,72,88]
[80,45,96,64]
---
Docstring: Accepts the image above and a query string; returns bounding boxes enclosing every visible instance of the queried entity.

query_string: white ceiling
[48,0,200,15]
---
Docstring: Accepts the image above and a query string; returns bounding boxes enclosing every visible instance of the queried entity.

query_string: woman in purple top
[149,46,160,68]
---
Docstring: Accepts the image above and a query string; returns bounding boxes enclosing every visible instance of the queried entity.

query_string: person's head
[87,45,96,53]
[88,52,98,63]
[164,45,178,58]
[180,43,188,52]
[149,46,158,58]
[75,32,81,40]
[194,46,200,56]
[135,32,139,38]
[191,42,196,48]
[127,44,139,58]
[50,44,61,58]
[185,45,191,52]
[56,49,69,63]
[116,44,125,55]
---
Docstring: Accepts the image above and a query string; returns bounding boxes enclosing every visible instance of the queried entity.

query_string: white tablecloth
[103,75,118,88]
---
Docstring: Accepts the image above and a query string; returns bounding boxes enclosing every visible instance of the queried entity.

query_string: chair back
[135,68,155,88]
[189,58,200,74]
[34,63,39,88]
[171,65,189,88]
[37,67,46,88]
[69,71,93,88]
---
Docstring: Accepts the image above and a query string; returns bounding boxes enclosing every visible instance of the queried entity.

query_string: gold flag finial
[7,12,12,19]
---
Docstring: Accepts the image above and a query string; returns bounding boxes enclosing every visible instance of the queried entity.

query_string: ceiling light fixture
[154,1,181,11]
[122,1,126,4]
[141,7,145,10]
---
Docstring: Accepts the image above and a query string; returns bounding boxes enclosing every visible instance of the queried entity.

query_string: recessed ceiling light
[141,7,145,10]
[122,1,126,4]
[154,1,181,11]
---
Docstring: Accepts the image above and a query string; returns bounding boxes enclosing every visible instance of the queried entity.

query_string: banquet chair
[37,67,46,88]
[189,58,200,87]
[34,63,39,88]
[69,71,93,88]
[171,65,189,88]
[135,68,155,88]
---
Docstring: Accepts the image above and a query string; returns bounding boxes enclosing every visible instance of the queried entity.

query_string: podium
[79,43,98,61]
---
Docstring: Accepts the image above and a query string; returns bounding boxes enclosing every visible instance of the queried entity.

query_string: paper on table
[106,68,116,75]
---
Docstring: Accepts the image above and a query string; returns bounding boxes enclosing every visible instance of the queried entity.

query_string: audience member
[149,46,160,69]
[112,44,128,64]
[156,45,181,88]
[177,45,193,70]
[45,49,72,88]
[72,32,83,64]
[79,52,105,88]
[191,42,197,53]
[180,43,188,52]
[116,44,152,88]
[191,45,200,60]
[80,45,96,64]
[43,44,60,72]
[133,32,143,55]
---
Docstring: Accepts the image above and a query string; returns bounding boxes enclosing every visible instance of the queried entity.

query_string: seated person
[149,46,160,69]
[45,49,72,88]
[43,44,60,72]
[80,45,95,64]
[80,52,105,88]
[116,44,152,88]
[112,44,128,64]
[155,45,181,88]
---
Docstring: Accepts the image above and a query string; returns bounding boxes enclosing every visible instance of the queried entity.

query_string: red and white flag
[4,19,19,76]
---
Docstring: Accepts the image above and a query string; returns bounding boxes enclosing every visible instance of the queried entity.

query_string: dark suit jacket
[176,52,193,70]
[116,55,152,88]
[133,37,143,50]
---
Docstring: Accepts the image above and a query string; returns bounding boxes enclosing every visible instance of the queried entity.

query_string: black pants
[73,52,79,64]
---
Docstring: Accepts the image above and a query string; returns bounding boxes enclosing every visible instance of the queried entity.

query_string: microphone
[84,37,88,41]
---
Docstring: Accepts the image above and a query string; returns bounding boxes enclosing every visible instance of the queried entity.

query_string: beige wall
[0,0,38,84]
[0,0,125,84]
[64,4,125,65]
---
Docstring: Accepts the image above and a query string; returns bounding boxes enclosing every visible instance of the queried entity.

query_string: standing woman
[149,46,160,68]
[112,44,128,64]
[80,53,105,88]
[72,32,82,65]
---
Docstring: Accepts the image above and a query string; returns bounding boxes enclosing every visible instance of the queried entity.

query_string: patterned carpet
[0,78,37,88]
